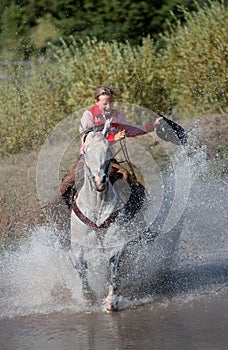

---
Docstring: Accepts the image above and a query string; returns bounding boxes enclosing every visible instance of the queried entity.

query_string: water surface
[0,158,227,349]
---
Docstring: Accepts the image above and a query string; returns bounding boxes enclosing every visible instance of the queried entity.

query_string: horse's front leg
[106,252,122,312]
[70,246,96,304]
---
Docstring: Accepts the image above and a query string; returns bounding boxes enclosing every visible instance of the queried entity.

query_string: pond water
[0,154,227,349]
[0,290,227,350]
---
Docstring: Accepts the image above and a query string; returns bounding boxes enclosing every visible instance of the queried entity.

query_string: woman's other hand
[114,130,126,141]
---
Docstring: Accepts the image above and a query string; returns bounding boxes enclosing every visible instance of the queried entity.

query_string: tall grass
[157,0,228,115]
[0,61,70,154]
[0,1,227,156]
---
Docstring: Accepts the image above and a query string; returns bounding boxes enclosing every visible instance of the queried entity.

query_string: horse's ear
[102,119,111,137]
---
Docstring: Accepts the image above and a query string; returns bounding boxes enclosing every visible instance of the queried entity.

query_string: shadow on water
[151,210,228,299]
[158,263,228,298]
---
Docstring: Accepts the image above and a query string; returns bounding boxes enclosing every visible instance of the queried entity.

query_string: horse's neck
[76,171,117,226]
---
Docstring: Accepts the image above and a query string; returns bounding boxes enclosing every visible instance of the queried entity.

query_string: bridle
[72,202,119,231]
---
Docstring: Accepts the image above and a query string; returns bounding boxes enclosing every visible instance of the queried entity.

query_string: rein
[72,202,118,230]
[119,139,137,182]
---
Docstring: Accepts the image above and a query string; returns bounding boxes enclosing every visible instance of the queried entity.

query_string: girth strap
[72,202,118,230]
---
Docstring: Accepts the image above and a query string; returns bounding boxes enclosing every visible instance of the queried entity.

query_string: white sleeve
[79,110,95,134]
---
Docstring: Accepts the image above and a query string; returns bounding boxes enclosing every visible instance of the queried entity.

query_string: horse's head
[83,131,112,191]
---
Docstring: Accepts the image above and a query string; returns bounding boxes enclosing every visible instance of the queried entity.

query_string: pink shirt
[79,105,154,154]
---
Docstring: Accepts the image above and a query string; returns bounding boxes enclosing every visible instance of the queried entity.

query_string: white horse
[69,123,177,312]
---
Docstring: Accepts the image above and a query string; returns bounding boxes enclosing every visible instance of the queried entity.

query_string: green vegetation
[0,1,227,156]
[0,0,200,60]
[157,1,228,115]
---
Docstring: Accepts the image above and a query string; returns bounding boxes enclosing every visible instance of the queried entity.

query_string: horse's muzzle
[95,173,107,191]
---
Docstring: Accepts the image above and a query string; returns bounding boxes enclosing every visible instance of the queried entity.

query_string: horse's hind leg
[70,247,96,304]
[106,252,122,312]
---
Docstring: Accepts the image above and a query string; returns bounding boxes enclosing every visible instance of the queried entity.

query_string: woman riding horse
[44,86,188,311]
[60,85,163,199]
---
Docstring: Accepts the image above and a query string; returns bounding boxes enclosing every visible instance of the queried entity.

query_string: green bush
[46,36,161,110]
[0,1,227,155]
[157,0,228,116]
[0,61,70,154]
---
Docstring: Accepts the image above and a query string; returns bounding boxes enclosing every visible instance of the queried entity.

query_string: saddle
[60,159,135,208]
[46,159,145,231]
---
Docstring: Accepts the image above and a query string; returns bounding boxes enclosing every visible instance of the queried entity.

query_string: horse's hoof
[106,304,119,313]
[105,285,119,313]
[106,297,119,313]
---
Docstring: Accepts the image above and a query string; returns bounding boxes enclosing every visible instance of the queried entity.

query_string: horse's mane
[83,119,111,147]
[86,131,106,142]
[83,131,109,153]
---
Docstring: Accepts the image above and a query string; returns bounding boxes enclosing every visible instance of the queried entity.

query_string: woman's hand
[154,116,163,127]
[114,130,126,141]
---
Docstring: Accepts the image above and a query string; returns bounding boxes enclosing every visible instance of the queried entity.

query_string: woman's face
[95,94,114,116]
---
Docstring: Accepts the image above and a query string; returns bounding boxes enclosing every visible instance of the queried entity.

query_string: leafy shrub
[46,36,162,109]
[0,61,70,154]
[157,0,228,116]
[0,1,227,155]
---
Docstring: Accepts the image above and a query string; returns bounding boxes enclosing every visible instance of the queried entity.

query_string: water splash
[1,147,227,318]
[0,227,87,318]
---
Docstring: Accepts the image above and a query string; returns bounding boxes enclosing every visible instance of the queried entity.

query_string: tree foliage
[0,0,208,59]
[0,1,227,156]
[1,2,227,155]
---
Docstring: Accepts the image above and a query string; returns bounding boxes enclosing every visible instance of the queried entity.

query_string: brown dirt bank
[0,114,227,250]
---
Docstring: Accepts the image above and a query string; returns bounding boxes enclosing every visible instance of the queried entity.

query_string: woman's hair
[94,85,118,100]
